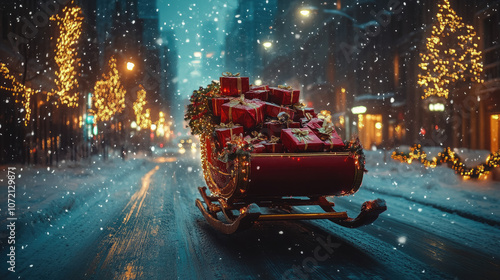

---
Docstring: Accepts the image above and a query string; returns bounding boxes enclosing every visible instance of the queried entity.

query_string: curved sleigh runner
[186,78,386,234]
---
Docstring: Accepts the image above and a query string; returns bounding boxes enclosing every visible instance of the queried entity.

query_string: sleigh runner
[186,75,386,233]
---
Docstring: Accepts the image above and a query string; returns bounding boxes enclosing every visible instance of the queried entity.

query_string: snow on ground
[363,148,500,226]
[0,150,153,246]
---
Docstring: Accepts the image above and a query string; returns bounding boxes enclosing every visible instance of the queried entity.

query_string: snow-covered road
[1,150,499,279]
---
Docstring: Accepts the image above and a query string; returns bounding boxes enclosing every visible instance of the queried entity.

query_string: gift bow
[291,129,312,150]
[269,135,280,144]
[278,85,293,90]
[318,122,338,148]
[215,122,236,129]
[222,72,240,77]
[226,95,261,123]
[293,102,307,110]
[293,102,313,120]
[251,131,268,141]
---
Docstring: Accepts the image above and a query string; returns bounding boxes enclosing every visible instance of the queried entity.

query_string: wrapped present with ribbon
[293,102,316,121]
[262,135,284,153]
[212,97,231,117]
[250,143,266,153]
[281,128,323,152]
[220,72,250,96]
[215,123,244,148]
[269,85,300,105]
[221,95,265,129]
[317,122,344,151]
[244,89,269,101]
[305,118,325,132]
[264,102,295,119]
[263,117,300,137]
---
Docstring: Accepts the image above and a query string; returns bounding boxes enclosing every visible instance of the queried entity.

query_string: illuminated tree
[418,0,483,99]
[92,56,126,122]
[50,1,83,107]
[133,85,152,129]
[1,63,36,125]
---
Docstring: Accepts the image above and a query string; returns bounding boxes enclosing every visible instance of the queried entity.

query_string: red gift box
[212,97,231,117]
[263,121,300,137]
[264,102,295,119]
[251,143,266,153]
[305,118,324,131]
[323,130,344,151]
[244,90,269,101]
[220,74,250,96]
[281,128,323,152]
[263,142,284,153]
[221,97,265,129]
[215,125,244,148]
[270,87,300,105]
[294,107,316,121]
[314,122,344,151]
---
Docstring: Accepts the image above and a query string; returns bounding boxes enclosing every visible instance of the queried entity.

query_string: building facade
[233,0,500,151]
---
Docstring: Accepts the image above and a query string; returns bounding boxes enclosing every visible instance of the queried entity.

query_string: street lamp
[298,6,359,26]
[126,61,135,71]
[299,9,311,17]
[263,41,272,49]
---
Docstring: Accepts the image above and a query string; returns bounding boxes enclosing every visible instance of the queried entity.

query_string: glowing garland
[418,0,483,99]
[1,63,37,125]
[184,81,220,136]
[50,1,83,107]
[392,144,500,180]
[92,56,126,122]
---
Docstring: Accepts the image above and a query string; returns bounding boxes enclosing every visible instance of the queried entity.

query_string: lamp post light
[262,41,272,49]
[126,61,135,71]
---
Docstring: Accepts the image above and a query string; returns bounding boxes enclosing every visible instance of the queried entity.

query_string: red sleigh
[196,135,387,234]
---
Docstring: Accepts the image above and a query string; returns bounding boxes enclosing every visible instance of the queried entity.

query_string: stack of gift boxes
[212,74,344,154]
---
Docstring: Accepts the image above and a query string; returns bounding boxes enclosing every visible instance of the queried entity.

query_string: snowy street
[1,149,499,280]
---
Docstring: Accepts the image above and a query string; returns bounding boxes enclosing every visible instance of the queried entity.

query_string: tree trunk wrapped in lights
[418,0,483,99]
[50,1,83,107]
[92,56,126,122]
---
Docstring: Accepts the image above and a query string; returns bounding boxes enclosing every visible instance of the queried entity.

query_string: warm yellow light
[351,106,367,114]
[375,122,382,129]
[126,62,135,71]
[263,41,272,49]
[300,9,311,16]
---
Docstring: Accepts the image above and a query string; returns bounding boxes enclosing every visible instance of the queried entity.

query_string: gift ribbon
[292,128,311,151]
[269,135,280,143]
[216,122,239,140]
[293,102,312,120]
[215,122,236,129]
[221,72,242,94]
[278,85,295,103]
[227,95,261,124]
[251,131,268,141]
[318,122,337,149]
[222,72,240,77]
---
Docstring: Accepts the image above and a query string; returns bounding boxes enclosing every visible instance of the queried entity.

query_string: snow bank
[363,149,500,226]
